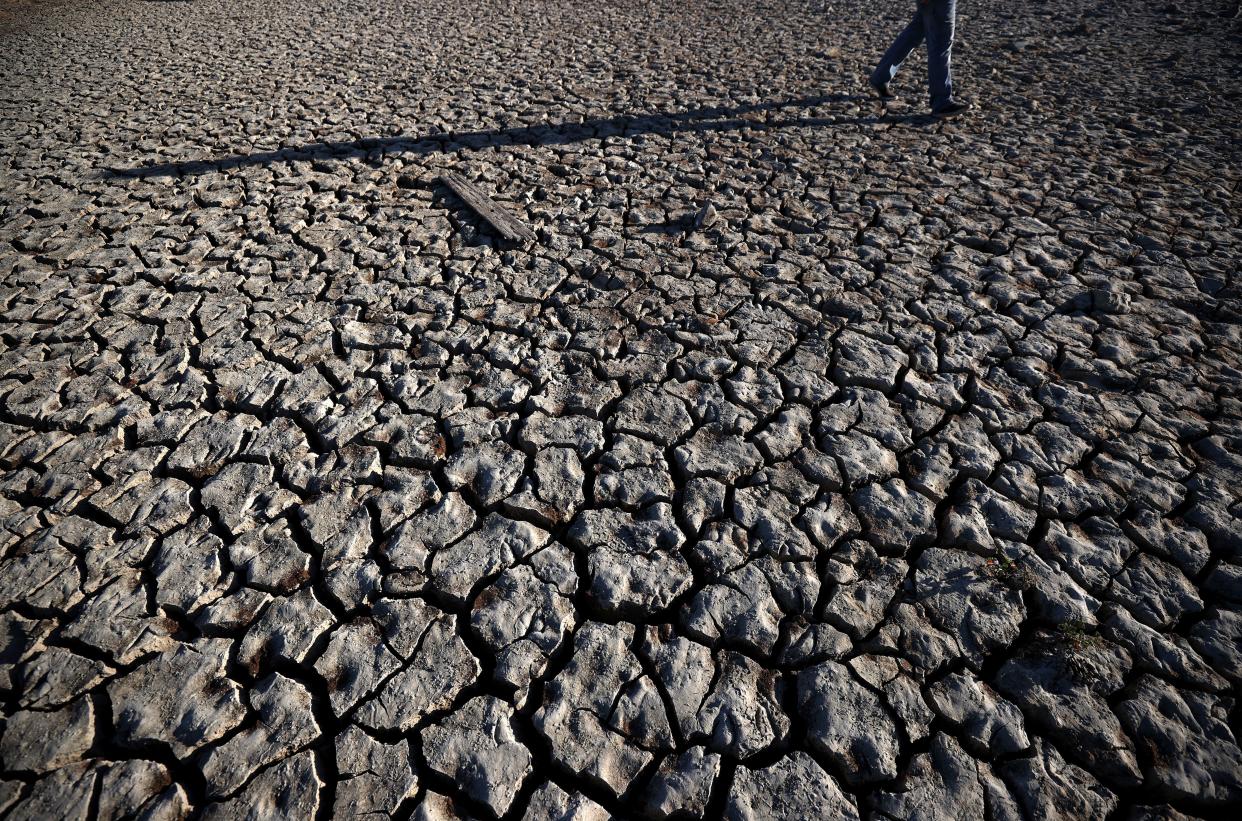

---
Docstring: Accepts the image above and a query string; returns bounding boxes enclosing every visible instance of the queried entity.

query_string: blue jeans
[871,0,957,111]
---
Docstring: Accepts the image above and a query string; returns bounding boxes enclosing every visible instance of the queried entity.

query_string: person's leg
[871,9,926,88]
[922,0,957,110]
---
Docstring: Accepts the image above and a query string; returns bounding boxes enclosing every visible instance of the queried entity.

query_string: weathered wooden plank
[438,172,537,243]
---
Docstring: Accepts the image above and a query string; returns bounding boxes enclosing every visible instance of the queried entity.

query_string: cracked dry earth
[1,0,1241,818]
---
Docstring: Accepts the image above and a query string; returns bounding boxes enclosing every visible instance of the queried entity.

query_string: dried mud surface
[1,0,1241,818]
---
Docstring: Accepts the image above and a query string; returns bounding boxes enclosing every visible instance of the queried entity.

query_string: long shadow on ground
[106,93,934,179]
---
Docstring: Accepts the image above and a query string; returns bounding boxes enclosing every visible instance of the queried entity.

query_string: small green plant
[1056,620,1102,651]
[984,554,1035,590]
[1053,620,1105,684]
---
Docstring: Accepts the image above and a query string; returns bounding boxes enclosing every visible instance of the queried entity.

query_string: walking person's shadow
[105,94,936,180]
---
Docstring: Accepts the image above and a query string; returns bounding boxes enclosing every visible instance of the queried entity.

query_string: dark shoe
[869,79,896,100]
[933,99,972,118]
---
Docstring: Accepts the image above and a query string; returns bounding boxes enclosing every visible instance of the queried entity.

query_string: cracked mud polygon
[1,0,1241,818]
